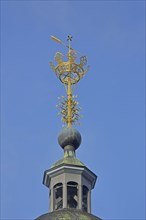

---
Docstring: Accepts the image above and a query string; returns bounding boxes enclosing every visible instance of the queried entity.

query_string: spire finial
[67,35,72,42]
[50,35,89,128]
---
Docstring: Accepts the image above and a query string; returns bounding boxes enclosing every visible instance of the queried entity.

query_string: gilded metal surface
[50,36,89,127]
[56,95,81,126]
[51,51,88,85]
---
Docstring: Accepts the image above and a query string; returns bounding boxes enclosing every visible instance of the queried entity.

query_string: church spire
[35,36,102,220]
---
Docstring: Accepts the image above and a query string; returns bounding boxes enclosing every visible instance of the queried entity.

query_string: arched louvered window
[53,183,63,210]
[82,185,89,212]
[67,181,78,208]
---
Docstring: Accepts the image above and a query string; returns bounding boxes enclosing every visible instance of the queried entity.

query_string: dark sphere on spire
[58,127,81,150]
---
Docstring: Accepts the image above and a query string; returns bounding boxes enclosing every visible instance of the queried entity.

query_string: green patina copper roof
[35,208,102,220]
[51,156,85,168]
[51,149,86,168]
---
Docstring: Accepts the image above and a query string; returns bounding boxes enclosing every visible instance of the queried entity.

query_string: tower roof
[35,208,102,220]
[51,156,85,168]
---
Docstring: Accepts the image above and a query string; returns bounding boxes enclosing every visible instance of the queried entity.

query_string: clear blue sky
[1,1,145,220]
